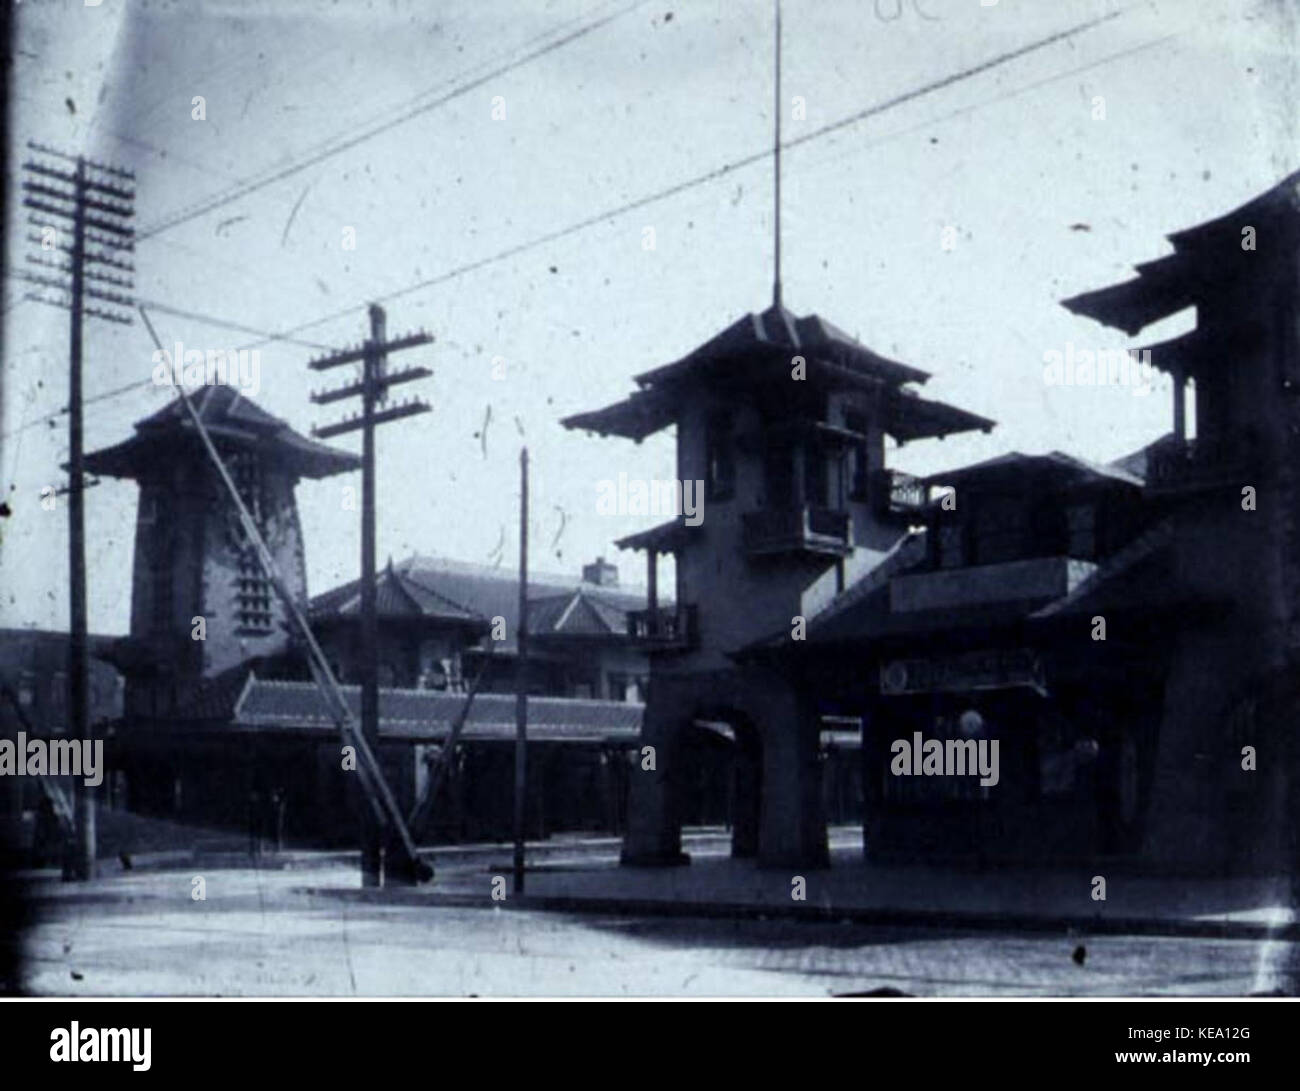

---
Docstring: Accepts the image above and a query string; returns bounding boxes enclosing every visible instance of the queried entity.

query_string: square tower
[84,386,360,718]
[563,300,994,867]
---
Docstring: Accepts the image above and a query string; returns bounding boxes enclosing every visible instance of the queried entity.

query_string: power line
[1,12,1171,444]
[92,2,625,243]
[232,8,1136,351]
[136,0,652,241]
[785,8,1124,153]
[0,275,336,349]
[0,297,337,442]
[0,309,496,442]
[800,31,1180,188]
[134,298,337,350]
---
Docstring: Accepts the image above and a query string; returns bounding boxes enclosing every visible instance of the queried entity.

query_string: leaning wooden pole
[138,305,430,883]
[407,643,495,835]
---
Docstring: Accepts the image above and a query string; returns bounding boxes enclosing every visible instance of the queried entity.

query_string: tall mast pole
[773,0,783,310]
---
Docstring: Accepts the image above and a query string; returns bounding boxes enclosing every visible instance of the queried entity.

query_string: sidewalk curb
[99,834,750,874]
[296,885,1299,942]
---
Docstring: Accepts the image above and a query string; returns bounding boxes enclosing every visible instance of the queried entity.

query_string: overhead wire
[135,0,654,240]
[230,7,1140,352]
[1,7,1177,444]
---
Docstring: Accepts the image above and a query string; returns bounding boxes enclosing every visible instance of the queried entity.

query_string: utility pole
[139,305,429,887]
[514,446,529,895]
[309,305,431,887]
[20,143,135,882]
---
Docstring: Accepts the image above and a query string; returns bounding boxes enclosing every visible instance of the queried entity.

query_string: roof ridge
[395,567,486,619]
[386,567,425,615]
[550,589,586,633]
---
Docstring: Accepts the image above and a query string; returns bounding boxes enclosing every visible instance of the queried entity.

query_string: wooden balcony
[742,505,853,558]
[627,604,698,649]
[872,468,929,520]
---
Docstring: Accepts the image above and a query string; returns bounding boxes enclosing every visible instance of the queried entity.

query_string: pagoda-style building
[1060,171,1300,869]
[742,173,1300,874]
[84,386,360,719]
[81,387,649,851]
[565,171,1300,875]
[564,301,994,868]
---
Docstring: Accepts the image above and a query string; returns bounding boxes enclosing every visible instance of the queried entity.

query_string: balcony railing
[742,505,853,558]
[1145,435,1260,494]
[872,468,929,519]
[627,604,698,649]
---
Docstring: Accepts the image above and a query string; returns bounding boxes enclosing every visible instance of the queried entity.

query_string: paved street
[9,859,1298,997]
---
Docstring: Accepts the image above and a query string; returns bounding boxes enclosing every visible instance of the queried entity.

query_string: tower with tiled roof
[559,9,996,869]
[85,386,360,717]
[563,302,995,669]
[1063,171,1300,870]
[562,301,995,869]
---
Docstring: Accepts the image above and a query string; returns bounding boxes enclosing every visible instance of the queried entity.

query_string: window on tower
[145,512,176,637]
[151,560,173,634]
[844,412,870,501]
[705,410,736,502]
[228,451,275,634]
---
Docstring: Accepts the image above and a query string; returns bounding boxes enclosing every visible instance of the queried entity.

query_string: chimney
[582,556,619,587]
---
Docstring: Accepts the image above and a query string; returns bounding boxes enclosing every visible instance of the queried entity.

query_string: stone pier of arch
[619,665,830,871]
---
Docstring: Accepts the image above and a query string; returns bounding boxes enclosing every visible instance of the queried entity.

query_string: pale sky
[3,0,1297,635]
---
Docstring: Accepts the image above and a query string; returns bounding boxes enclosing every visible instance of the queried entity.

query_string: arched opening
[677,721,734,830]
[677,709,763,859]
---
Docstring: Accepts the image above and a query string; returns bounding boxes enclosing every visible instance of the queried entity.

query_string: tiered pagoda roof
[1062,169,1300,342]
[562,301,994,443]
[84,385,360,480]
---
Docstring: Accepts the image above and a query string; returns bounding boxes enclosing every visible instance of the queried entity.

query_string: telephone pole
[309,305,431,887]
[514,446,529,894]
[20,143,135,882]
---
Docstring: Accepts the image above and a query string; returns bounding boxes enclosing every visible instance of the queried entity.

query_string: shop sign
[880,648,1047,697]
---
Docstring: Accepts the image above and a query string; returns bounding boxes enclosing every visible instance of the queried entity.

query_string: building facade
[309,553,656,702]
[81,388,646,850]
[565,301,994,867]
[567,174,1300,876]
[1058,172,1300,871]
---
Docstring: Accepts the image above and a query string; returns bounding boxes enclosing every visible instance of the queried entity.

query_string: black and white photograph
[1,0,1299,1042]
